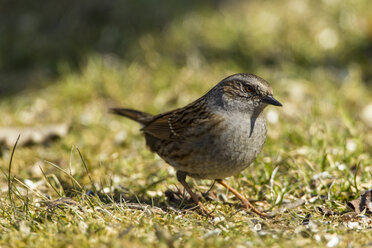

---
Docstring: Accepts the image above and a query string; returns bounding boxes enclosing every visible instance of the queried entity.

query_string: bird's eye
[245,85,254,93]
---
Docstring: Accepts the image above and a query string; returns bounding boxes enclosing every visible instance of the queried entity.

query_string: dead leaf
[347,189,372,214]
[0,123,70,147]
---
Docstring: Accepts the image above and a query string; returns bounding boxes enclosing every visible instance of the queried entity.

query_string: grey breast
[171,111,267,179]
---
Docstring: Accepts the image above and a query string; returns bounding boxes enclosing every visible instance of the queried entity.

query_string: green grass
[0,0,372,247]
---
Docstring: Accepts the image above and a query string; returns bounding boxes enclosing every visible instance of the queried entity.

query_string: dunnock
[111,73,282,217]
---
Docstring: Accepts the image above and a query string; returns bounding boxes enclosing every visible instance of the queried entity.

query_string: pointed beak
[262,95,282,107]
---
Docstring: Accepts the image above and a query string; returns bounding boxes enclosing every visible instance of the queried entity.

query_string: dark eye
[245,85,254,93]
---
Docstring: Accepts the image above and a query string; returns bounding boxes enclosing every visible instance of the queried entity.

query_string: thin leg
[176,171,210,216]
[216,179,271,218]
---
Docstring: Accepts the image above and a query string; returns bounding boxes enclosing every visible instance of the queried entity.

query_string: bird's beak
[262,95,282,106]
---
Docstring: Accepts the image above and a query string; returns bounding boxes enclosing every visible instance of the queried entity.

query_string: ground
[0,0,371,247]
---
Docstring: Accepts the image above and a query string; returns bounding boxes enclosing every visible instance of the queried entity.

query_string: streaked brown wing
[142,99,219,140]
[141,112,174,140]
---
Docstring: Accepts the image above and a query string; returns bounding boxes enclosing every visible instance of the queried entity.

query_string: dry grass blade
[13,177,49,200]
[76,146,98,195]
[39,165,63,197]
[8,134,20,212]
[44,160,84,191]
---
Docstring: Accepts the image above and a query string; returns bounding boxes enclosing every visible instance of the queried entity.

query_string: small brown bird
[111,73,282,217]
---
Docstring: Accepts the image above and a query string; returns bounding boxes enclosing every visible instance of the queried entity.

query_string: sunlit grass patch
[0,0,371,247]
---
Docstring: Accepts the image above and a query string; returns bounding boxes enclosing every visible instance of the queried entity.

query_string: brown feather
[142,99,223,141]
[109,108,153,125]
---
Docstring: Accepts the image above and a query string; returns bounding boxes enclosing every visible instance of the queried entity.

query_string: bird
[110,73,282,217]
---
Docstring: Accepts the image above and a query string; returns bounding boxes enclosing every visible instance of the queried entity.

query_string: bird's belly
[158,116,267,179]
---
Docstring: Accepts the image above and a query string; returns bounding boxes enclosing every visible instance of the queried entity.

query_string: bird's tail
[109,108,154,125]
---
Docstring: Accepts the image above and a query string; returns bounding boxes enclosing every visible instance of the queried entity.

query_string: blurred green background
[1,0,372,96]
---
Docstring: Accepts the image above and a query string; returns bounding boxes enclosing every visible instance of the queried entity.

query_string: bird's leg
[176,171,210,216]
[216,179,271,218]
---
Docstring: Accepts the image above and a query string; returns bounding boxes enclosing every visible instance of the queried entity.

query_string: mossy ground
[0,0,371,247]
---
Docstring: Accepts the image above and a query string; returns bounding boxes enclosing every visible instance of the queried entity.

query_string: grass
[0,0,372,247]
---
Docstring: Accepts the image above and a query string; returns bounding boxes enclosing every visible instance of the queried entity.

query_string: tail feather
[110,108,154,125]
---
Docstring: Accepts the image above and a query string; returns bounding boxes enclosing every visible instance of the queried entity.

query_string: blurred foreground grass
[0,0,372,247]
